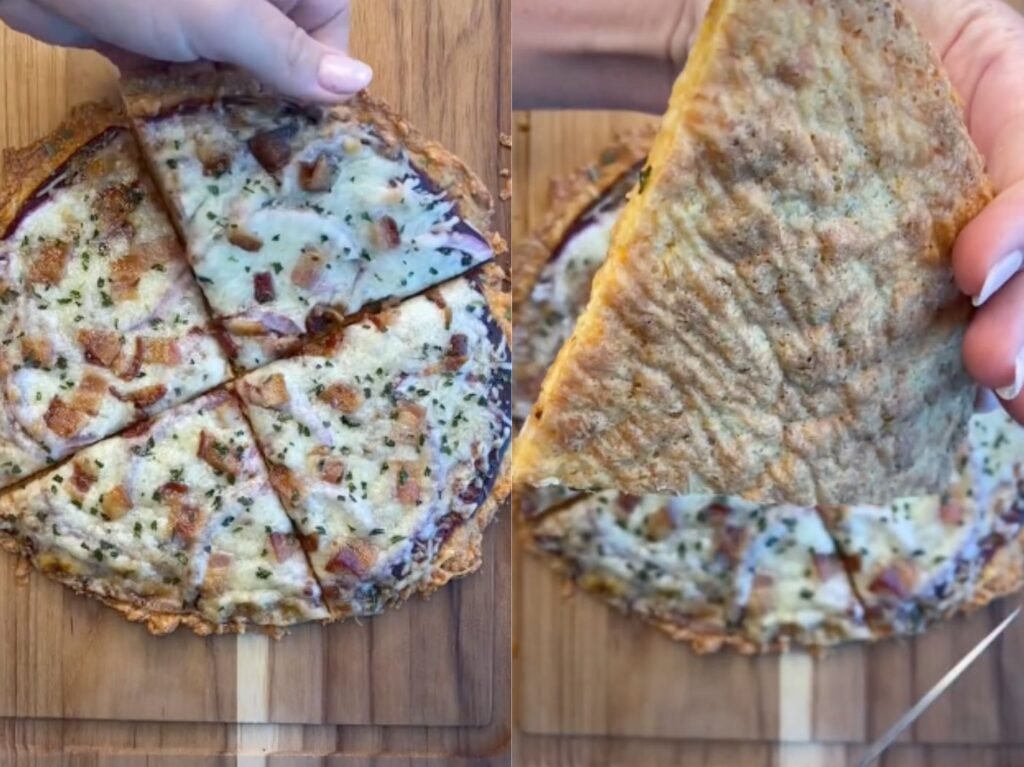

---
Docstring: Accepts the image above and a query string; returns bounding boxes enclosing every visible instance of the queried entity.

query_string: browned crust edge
[0,101,128,234]
[512,129,653,308]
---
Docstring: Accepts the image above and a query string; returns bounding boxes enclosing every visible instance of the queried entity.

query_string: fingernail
[996,348,1024,400]
[973,249,1023,306]
[318,55,373,93]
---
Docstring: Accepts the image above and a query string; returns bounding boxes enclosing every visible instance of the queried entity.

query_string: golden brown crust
[512,130,653,308]
[514,0,993,505]
[1,101,127,234]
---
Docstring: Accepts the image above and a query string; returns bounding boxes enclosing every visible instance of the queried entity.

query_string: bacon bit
[444,333,469,371]
[868,561,916,599]
[196,142,231,177]
[318,382,361,413]
[373,216,401,250]
[110,254,145,302]
[228,225,264,252]
[715,525,747,564]
[208,551,233,569]
[72,373,106,416]
[101,485,133,520]
[121,418,154,439]
[291,247,325,289]
[139,337,181,365]
[247,125,296,173]
[325,539,377,578]
[28,240,70,286]
[241,372,290,410]
[396,464,421,506]
[269,532,299,563]
[299,532,320,552]
[395,400,426,444]
[268,464,304,506]
[68,461,97,500]
[253,272,275,304]
[78,329,122,368]
[44,397,87,438]
[939,502,964,526]
[160,481,189,499]
[171,503,202,546]
[224,317,268,337]
[21,336,53,367]
[644,507,675,541]
[298,153,335,192]
[197,430,242,479]
[110,383,167,409]
[319,457,346,484]
[94,182,142,229]
[114,338,143,381]
[425,288,452,328]
[812,552,843,581]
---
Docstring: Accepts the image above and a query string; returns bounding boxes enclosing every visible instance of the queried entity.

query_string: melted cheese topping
[0,130,229,489]
[137,101,494,369]
[237,276,510,616]
[0,391,327,626]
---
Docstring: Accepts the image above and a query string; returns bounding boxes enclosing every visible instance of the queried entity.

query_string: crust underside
[0,78,510,637]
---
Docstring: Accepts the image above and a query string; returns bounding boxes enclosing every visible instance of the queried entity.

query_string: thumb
[193,0,372,102]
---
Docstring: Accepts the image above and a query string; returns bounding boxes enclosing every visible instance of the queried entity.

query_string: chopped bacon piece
[197,141,231,177]
[318,382,361,413]
[444,333,469,371]
[110,253,145,302]
[269,531,300,563]
[868,561,916,600]
[241,372,290,409]
[228,225,264,252]
[21,336,53,367]
[715,524,747,564]
[253,272,275,304]
[171,503,202,546]
[373,216,401,250]
[394,400,426,444]
[939,502,964,526]
[114,337,143,381]
[224,317,269,337]
[291,247,325,289]
[208,551,233,569]
[44,397,87,438]
[28,240,70,286]
[110,383,167,409]
[298,153,336,191]
[325,539,376,578]
[78,329,122,368]
[68,460,97,500]
[121,418,154,439]
[160,481,189,500]
[268,464,304,505]
[101,485,133,520]
[131,235,181,267]
[299,532,320,552]
[139,338,181,365]
[644,506,675,541]
[812,552,843,581]
[318,457,346,484]
[425,288,452,328]
[94,182,142,229]
[247,125,296,173]
[395,462,421,506]
[197,430,243,480]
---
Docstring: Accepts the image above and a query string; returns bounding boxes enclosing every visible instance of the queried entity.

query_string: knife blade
[856,606,1021,767]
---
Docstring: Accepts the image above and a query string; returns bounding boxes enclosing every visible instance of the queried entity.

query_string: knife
[856,605,1021,767]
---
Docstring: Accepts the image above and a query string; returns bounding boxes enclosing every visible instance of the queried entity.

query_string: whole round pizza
[0,68,511,636]
[514,134,1024,653]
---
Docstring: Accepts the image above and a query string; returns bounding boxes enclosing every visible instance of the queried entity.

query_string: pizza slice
[235,265,510,618]
[819,410,1024,636]
[0,103,230,491]
[122,69,499,370]
[512,0,991,504]
[0,389,328,635]
[525,490,869,652]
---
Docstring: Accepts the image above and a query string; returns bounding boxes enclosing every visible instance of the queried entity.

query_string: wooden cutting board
[512,35,1024,762]
[0,0,511,763]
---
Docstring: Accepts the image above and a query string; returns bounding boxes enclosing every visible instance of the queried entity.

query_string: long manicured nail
[973,249,1023,306]
[997,348,1024,400]
[318,55,373,93]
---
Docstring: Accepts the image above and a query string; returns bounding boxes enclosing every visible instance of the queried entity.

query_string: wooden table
[0,1,510,764]
[513,2,1024,763]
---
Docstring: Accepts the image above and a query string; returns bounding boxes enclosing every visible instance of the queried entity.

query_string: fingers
[289,0,350,51]
[188,0,370,101]
[962,269,1024,397]
[953,180,1024,305]
[0,0,100,48]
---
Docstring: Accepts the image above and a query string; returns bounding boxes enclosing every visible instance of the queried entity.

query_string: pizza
[235,265,511,618]
[516,137,1024,652]
[0,389,328,635]
[123,69,499,370]
[512,0,991,505]
[0,103,230,491]
[0,71,508,636]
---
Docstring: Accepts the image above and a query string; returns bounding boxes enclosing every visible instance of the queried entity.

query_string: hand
[903,0,1024,421]
[0,0,373,102]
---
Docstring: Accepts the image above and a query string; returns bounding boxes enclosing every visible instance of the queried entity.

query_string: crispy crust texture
[512,129,653,308]
[513,0,993,505]
[0,101,127,232]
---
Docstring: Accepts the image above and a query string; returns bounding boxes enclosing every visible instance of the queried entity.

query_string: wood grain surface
[513,2,1024,763]
[0,0,511,764]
